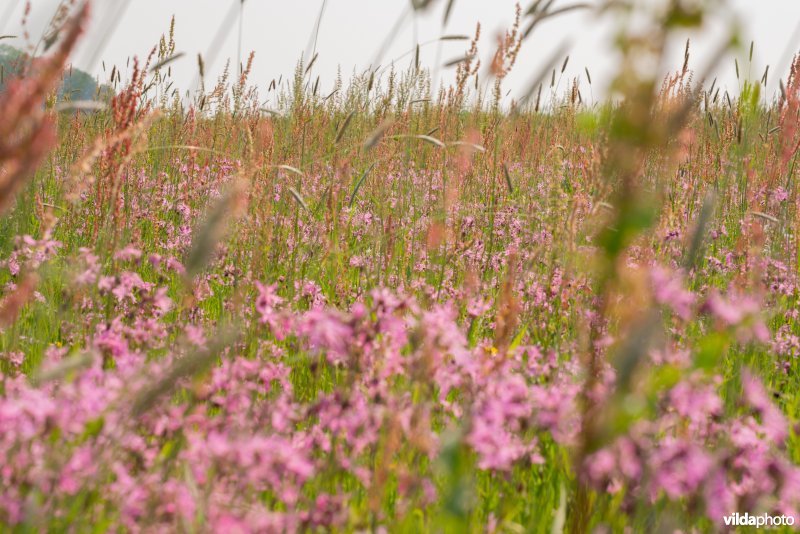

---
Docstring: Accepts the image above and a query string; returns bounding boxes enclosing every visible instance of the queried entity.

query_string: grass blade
[334,111,355,144]
[363,119,394,150]
[349,162,376,207]
[502,163,514,193]
[150,52,186,72]
[289,187,310,212]
[390,134,445,148]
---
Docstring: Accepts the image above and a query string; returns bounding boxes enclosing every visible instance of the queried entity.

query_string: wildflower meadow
[1,0,800,531]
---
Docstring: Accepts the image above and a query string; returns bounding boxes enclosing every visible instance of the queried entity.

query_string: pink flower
[185,324,206,348]
[255,282,286,336]
[113,246,142,261]
[165,257,186,275]
[111,272,151,302]
[152,287,173,315]
[255,282,283,320]
[649,439,712,500]
[466,296,491,318]
[773,187,789,203]
[704,291,769,342]
[742,371,789,444]
[6,351,24,369]
[705,290,756,325]
[650,266,695,320]
[297,309,353,365]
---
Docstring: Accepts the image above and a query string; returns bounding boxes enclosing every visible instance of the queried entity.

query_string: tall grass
[0,1,799,531]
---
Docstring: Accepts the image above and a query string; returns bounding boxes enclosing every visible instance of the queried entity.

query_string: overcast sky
[2,0,800,105]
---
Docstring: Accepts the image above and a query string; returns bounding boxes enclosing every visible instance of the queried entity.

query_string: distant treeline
[0,44,111,101]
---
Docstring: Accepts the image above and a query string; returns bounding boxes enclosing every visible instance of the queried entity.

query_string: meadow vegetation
[1,1,800,531]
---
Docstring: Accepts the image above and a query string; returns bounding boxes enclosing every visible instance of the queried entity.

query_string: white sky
[2,0,800,105]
